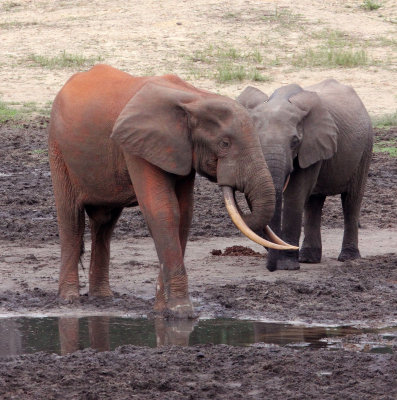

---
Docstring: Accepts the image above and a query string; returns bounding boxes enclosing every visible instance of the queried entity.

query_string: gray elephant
[237,79,374,271]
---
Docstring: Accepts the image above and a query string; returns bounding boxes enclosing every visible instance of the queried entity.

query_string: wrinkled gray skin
[237,79,374,271]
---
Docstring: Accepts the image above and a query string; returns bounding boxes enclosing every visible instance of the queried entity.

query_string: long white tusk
[283,174,290,193]
[222,186,299,251]
[265,226,291,247]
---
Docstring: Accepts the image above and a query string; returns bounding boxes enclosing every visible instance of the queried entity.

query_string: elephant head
[111,80,295,250]
[237,84,338,267]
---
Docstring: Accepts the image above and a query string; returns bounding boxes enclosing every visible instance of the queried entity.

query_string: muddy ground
[0,121,396,399]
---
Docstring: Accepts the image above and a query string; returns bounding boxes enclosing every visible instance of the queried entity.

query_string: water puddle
[0,316,395,357]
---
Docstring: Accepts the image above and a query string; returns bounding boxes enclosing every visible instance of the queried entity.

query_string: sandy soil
[0,0,396,115]
[0,1,396,398]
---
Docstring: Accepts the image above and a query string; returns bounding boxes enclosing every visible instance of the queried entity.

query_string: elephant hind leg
[339,149,372,262]
[49,142,85,302]
[300,194,326,263]
[339,190,361,261]
[85,206,123,298]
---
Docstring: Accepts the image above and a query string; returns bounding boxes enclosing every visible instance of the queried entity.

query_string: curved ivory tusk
[222,186,299,251]
[283,174,290,193]
[264,226,291,247]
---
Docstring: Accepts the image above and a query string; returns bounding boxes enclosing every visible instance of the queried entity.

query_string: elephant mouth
[222,186,298,251]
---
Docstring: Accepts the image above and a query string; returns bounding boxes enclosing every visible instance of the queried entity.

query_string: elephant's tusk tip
[222,186,299,251]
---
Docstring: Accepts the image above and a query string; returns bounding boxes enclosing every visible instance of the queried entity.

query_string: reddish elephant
[48,64,296,317]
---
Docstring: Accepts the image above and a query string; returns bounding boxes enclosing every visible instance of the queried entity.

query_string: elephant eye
[290,135,300,149]
[219,138,231,149]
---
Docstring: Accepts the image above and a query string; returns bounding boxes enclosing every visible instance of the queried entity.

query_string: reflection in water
[0,316,395,357]
[154,318,196,347]
[0,319,22,356]
[58,318,79,355]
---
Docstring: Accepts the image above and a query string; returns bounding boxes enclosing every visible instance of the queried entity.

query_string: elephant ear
[236,86,268,110]
[289,90,338,169]
[111,82,198,176]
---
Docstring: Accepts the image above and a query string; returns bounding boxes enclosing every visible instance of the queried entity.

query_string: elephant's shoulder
[309,79,357,99]
[153,74,210,95]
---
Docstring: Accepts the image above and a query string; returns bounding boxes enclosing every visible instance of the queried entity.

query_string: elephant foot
[88,288,113,299]
[154,297,196,319]
[58,284,80,304]
[267,258,300,271]
[338,247,361,262]
[267,249,300,271]
[266,261,277,272]
[89,283,113,299]
[299,247,322,263]
[276,258,300,270]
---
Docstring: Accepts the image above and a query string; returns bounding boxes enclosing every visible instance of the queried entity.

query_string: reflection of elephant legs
[155,318,196,346]
[300,194,326,263]
[88,316,110,352]
[86,206,123,298]
[59,316,110,354]
[59,317,79,355]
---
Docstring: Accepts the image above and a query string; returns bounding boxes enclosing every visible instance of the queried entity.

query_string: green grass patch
[0,100,19,123]
[292,29,375,68]
[262,7,301,28]
[372,111,397,128]
[373,140,397,157]
[0,100,51,124]
[216,65,247,83]
[188,44,271,83]
[291,28,382,68]
[215,65,271,83]
[2,1,21,11]
[26,50,104,69]
[361,0,381,11]
[310,29,355,46]
[0,21,39,29]
[293,47,369,68]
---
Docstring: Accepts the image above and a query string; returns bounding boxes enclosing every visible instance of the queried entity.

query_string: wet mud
[0,121,396,242]
[1,343,396,399]
[0,121,396,399]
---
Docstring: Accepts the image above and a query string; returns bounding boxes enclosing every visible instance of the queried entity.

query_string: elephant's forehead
[255,102,298,128]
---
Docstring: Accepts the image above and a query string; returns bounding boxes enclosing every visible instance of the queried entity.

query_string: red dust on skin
[48,64,276,317]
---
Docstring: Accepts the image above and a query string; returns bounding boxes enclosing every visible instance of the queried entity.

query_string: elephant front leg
[275,166,321,270]
[274,204,302,271]
[300,194,326,263]
[126,155,194,318]
[275,178,309,271]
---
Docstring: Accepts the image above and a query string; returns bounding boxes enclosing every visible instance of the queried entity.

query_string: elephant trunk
[240,160,276,232]
[221,153,297,251]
